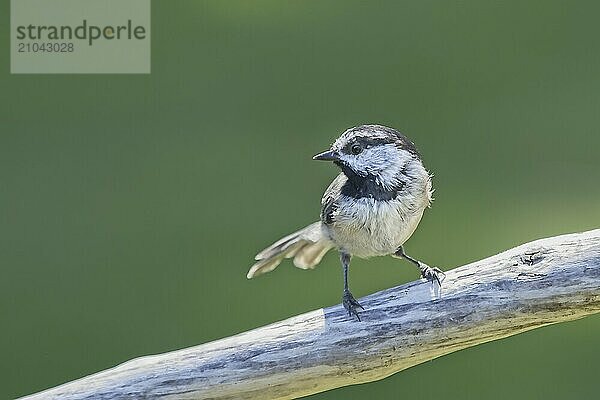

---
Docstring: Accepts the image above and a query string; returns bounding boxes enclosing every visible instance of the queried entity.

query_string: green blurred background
[2,1,599,398]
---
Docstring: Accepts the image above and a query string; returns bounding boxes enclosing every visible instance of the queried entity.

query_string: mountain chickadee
[247,124,444,321]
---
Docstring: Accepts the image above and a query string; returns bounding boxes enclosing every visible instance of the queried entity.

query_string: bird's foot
[419,262,446,286]
[342,290,364,321]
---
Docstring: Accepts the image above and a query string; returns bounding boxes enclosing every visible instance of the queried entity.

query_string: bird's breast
[326,195,425,258]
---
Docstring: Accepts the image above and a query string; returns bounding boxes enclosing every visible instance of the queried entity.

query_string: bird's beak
[312,150,340,161]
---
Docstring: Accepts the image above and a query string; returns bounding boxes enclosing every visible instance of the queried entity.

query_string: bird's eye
[351,144,362,155]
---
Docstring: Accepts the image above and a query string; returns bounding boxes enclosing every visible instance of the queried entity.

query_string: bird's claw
[342,290,364,321]
[419,262,446,286]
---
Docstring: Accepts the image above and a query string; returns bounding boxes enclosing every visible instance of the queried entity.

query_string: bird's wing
[246,175,347,279]
[320,173,346,225]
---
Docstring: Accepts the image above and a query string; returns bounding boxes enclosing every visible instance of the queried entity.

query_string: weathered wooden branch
[21,229,600,400]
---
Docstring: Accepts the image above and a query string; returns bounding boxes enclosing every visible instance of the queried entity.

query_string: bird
[246,124,444,321]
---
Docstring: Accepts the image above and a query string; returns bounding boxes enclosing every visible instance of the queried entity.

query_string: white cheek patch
[366,144,410,186]
[339,144,412,190]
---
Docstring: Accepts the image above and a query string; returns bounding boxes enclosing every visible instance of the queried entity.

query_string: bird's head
[313,124,422,190]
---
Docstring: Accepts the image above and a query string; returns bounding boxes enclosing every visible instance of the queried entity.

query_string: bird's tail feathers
[247,222,333,279]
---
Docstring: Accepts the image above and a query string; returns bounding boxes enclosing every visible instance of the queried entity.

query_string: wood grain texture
[21,229,600,400]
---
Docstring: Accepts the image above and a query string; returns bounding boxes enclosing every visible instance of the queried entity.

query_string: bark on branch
[21,229,600,400]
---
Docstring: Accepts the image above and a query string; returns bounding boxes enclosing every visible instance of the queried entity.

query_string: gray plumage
[247,124,441,320]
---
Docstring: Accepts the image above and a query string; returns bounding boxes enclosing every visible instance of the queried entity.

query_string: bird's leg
[340,252,363,321]
[394,246,445,286]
